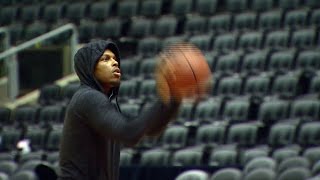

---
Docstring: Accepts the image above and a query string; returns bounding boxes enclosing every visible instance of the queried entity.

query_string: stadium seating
[1,0,320,179]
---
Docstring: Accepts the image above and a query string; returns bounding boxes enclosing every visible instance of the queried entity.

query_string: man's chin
[111,81,121,88]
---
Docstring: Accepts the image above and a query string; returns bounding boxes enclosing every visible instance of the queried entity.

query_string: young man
[58,40,181,180]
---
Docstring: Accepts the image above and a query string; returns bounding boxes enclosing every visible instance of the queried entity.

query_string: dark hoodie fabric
[58,40,180,180]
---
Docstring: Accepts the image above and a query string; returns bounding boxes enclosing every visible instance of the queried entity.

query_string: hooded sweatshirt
[58,40,180,180]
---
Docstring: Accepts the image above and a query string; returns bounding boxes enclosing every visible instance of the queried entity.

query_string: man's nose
[112,59,119,67]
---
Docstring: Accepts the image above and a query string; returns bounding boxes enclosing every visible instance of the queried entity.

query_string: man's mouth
[113,68,121,77]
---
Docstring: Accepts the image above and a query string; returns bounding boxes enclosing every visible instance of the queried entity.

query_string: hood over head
[74,40,121,99]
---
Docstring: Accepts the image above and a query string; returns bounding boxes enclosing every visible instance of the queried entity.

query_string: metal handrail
[0,23,78,100]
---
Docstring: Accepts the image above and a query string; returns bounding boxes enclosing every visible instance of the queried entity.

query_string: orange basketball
[156,42,212,102]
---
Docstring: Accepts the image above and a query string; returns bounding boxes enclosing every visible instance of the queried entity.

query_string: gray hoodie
[58,40,180,180]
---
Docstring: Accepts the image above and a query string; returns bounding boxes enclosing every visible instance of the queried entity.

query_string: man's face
[94,49,121,89]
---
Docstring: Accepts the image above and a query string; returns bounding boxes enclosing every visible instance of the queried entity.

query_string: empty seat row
[119,72,320,103]
[121,49,320,81]
[0,126,62,152]
[146,120,320,150]
[175,166,319,180]
[121,145,320,171]
[0,105,65,126]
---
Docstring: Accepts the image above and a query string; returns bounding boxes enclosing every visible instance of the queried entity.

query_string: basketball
[156,42,212,103]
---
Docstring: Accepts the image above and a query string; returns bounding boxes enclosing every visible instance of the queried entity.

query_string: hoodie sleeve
[76,90,179,145]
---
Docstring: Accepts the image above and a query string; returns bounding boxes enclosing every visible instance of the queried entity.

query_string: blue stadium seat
[43,4,64,23]
[238,31,263,51]
[38,105,65,125]
[227,0,248,12]
[188,34,212,52]
[194,99,221,123]
[272,146,300,163]
[217,76,243,97]
[244,74,271,97]
[279,0,300,10]
[96,18,123,39]
[277,157,311,174]
[265,30,290,50]
[24,22,48,41]
[172,148,203,166]
[303,147,320,166]
[13,106,38,127]
[38,84,61,106]
[309,75,320,94]
[213,33,238,52]
[20,5,40,24]
[23,127,47,151]
[65,2,88,24]
[0,127,22,151]
[268,122,297,147]
[176,169,209,180]
[211,168,242,180]
[140,0,163,18]
[119,58,139,80]
[296,50,320,71]
[78,20,96,43]
[162,35,187,49]
[271,73,299,98]
[171,0,193,16]
[0,6,17,26]
[215,53,241,76]
[0,107,11,126]
[209,148,238,166]
[120,149,134,166]
[268,49,296,74]
[196,0,218,16]
[258,99,290,123]
[160,125,188,150]
[252,0,274,12]
[310,9,320,27]
[244,168,276,180]
[306,0,320,8]
[278,168,311,180]
[233,12,257,31]
[184,15,207,35]
[223,99,250,122]
[195,123,226,146]
[290,99,320,120]
[207,14,232,33]
[119,103,140,118]
[89,1,113,21]
[128,18,153,38]
[291,28,317,49]
[138,79,157,101]
[259,10,282,31]
[46,128,62,151]
[137,37,161,58]
[176,101,194,125]
[117,0,139,18]
[240,147,269,166]
[298,122,320,146]
[118,79,139,102]
[11,170,38,180]
[241,50,268,75]
[227,123,259,146]
[154,16,178,38]
[284,9,308,29]
[244,157,276,174]
[0,160,17,177]
[138,58,157,79]
[140,148,171,166]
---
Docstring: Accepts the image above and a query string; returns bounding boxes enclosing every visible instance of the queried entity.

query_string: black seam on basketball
[177,47,200,95]
[178,48,200,94]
